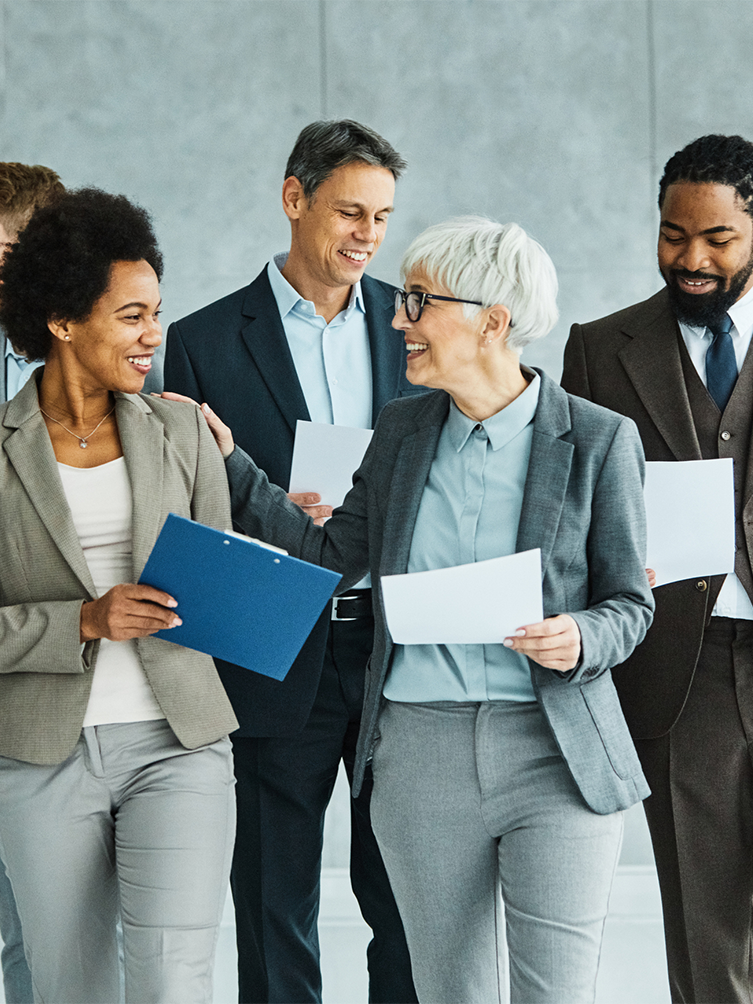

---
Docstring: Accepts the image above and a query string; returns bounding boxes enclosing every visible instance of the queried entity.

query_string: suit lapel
[379,393,449,576]
[362,275,402,421]
[618,294,701,461]
[2,377,96,595]
[516,376,574,578]
[239,270,310,435]
[116,394,165,579]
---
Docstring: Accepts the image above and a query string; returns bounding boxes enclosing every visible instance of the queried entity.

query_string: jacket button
[696,579,708,592]
[721,431,732,441]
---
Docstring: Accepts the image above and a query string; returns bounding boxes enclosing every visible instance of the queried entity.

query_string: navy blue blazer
[163,266,420,736]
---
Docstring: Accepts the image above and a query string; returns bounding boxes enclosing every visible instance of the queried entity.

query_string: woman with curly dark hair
[0,188,237,1003]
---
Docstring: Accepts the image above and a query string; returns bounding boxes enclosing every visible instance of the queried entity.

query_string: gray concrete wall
[3,0,752,866]
[7,0,753,379]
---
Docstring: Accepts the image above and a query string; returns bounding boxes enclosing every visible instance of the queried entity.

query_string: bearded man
[562,134,753,1004]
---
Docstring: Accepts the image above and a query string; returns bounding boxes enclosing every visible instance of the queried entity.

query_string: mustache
[670,269,722,282]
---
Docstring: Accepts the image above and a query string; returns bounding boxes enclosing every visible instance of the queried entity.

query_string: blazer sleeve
[224,438,373,591]
[566,416,653,681]
[0,600,93,676]
[560,323,593,401]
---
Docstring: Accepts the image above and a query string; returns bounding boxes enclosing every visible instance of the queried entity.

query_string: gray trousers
[0,720,236,1004]
[0,854,32,1004]
[370,700,624,1004]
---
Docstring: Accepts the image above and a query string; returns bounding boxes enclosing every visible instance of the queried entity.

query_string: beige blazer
[0,373,238,764]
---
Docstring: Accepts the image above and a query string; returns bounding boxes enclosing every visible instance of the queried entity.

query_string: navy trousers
[230,616,416,1004]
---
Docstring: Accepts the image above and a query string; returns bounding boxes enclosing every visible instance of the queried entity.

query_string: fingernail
[202,403,211,415]
[167,599,178,608]
[503,638,513,647]
[172,617,182,627]
[514,629,526,637]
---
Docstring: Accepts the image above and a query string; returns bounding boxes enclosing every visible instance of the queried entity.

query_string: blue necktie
[706,313,737,411]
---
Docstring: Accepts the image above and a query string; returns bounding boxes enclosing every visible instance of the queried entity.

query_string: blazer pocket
[581,679,644,782]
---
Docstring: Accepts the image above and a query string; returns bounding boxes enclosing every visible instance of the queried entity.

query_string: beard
[662,250,753,329]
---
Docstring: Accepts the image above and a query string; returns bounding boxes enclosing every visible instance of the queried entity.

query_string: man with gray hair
[0,160,63,1004]
[164,120,418,1004]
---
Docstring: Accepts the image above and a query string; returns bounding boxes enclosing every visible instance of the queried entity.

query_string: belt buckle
[331,594,358,622]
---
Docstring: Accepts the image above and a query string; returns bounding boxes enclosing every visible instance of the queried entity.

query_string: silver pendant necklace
[40,405,116,449]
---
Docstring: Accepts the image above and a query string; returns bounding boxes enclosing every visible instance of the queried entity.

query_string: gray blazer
[0,373,238,765]
[225,371,654,814]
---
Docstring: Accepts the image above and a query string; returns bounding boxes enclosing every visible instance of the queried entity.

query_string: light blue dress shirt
[267,253,373,429]
[4,338,43,400]
[384,372,541,703]
[267,252,373,590]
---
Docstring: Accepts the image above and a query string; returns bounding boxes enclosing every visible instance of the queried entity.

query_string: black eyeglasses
[394,289,483,322]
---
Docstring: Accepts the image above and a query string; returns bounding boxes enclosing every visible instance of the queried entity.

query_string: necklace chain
[39,405,116,449]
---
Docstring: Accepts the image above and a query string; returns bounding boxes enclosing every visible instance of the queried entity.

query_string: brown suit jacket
[562,288,753,739]
[0,373,238,764]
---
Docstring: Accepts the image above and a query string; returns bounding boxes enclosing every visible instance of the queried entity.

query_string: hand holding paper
[287,492,333,525]
[503,613,582,672]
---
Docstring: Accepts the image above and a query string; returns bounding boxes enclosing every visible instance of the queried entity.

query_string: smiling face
[51,259,162,394]
[283,161,395,296]
[392,266,487,392]
[659,181,753,327]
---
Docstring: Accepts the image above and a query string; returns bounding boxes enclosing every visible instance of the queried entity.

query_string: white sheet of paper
[645,459,735,587]
[289,421,374,508]
[380,549,543,645]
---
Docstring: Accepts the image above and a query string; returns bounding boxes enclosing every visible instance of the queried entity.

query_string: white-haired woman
[181,217,654,1004]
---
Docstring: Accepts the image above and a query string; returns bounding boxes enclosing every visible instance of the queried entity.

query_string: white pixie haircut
[400,217,559,353]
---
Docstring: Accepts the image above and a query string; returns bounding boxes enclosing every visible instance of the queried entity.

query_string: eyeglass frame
[394,288,484,323]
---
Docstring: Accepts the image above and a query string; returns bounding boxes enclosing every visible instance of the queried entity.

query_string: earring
[64,335,70,341]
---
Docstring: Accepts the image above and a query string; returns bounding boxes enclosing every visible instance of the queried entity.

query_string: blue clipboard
[138,513,341,680]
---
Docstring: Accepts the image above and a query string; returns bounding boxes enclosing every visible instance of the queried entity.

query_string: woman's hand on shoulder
[80,584,182,642]
[504,613,581,673]
[157,392,235,458]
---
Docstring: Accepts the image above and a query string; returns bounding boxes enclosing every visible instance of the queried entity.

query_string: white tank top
[57,457,165,726]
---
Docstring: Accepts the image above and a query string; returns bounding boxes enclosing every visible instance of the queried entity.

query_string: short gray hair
[400,217,559,353]
[284,120,406,200]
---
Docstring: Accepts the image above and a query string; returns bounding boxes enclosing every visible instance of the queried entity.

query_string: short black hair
[0,187,163,361]
[284,119,406,200]
[659,134,753,217]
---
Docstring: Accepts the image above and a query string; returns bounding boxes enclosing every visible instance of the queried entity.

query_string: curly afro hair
[0,186,163,361]
[659,134,753,216]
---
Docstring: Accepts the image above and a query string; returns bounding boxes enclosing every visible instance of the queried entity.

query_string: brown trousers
[637,618,753,1004]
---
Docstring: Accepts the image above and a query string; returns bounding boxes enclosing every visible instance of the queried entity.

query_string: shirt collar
[727,282,753,339]
[267,252,365,321]
[4,337,26,363]
[682,282,753,342]
[447,369,541,453]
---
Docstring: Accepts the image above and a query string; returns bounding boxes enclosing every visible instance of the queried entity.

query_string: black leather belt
[332,589,373,621]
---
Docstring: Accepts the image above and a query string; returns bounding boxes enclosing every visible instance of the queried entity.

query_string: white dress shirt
[679,283,753,619]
